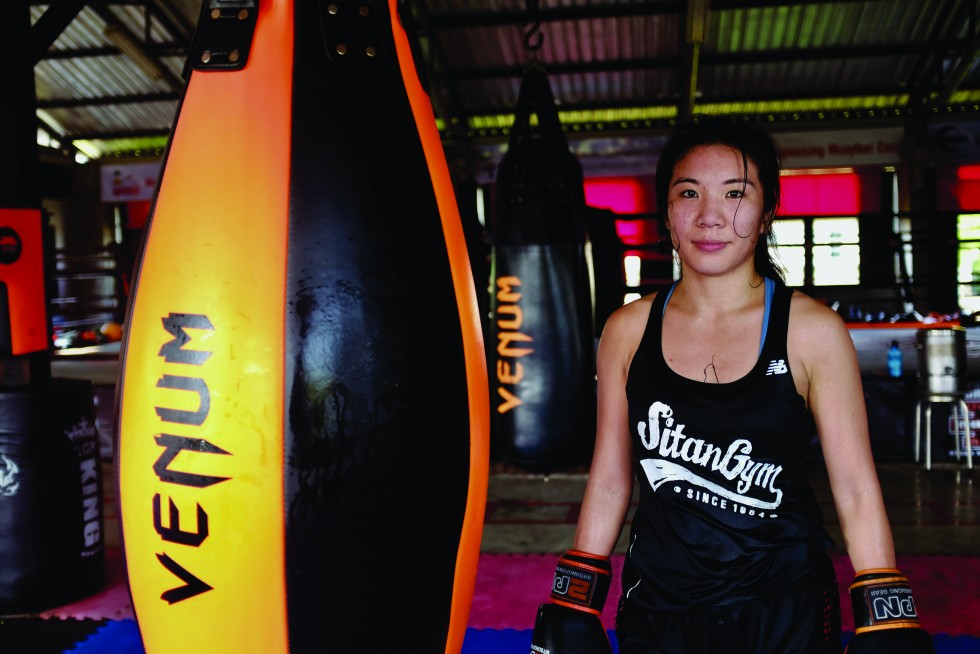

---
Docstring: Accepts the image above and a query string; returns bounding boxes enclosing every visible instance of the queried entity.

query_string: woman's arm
[571,302,644,557]
[530,307,640,654]
[797,299,896,572]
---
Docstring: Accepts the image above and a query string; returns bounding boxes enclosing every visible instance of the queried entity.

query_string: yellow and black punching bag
[115,1,489,652]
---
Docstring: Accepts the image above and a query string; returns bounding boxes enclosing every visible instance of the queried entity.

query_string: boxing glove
[845,568,935,653]
[530,550,613,654]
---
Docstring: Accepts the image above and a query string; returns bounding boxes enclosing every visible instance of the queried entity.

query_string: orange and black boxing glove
[846,568,935,653]
[529,550,614,654]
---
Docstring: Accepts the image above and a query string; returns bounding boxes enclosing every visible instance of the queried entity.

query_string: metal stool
[913,327,975,470]
[913,393,974,470]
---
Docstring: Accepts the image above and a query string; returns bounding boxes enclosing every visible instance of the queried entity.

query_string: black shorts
[615,574,842,654]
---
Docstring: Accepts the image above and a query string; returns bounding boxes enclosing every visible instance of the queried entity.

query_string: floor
[38,347,980,559]
[66,454,980,558]
[1,458,977,653]
[483,462,979,557]
[1,349,977,651]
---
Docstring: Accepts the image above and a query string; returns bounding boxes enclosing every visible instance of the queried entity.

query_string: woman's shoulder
[785,289,858,391]
[786,288,852,345]
[598,292,658,359]
[606,292,656,333]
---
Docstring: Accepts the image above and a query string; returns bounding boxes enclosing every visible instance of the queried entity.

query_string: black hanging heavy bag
[494,68,588,245]
[0,378,104,612]
[490,67,596,471]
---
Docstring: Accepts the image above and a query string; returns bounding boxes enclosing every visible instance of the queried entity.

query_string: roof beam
[681,0,709,121]
[703,88,913,104]
[146,0,195,43]
[31,0,86,64]
[39,43,186,60]
[448,56,684,81]
[426,0,873,30]
[37,91,178,109]
[63,127,169,140]
[711,0,872,7]
[934,31,980,106]
[443,41,955,82]
[702,42,959,65]
[427,1,684,29]
[87,1,185,93]
[460,86,924,117]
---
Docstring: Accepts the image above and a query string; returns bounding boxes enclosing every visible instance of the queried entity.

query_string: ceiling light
[72,140,104,160]
[103,23,165,81]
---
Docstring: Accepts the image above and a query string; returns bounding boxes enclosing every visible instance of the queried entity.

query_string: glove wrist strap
[550,549,612,615]
[849,568,923,634]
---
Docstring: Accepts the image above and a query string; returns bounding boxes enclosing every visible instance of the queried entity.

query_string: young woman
[531,118,932,654]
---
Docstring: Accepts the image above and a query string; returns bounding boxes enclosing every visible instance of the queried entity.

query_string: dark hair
[655,116,785,283]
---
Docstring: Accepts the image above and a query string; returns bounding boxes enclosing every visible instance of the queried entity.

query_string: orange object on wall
[0,208,48,355]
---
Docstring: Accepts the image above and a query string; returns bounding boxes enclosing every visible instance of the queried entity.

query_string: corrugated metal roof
[31,1,184,154]
[24,0,980,159]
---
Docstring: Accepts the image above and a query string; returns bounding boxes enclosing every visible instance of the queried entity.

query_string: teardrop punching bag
[490,68,596,471]
[115,1,489,652]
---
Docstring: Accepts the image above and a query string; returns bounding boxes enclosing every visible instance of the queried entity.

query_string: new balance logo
[766,359,788,375]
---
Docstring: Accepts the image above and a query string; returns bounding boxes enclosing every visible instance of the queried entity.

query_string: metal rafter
[934,16,980,106]
[426,1,684,29]
[30,0,87,64]
[681,0,708,121]
[37,91,178,109]
[444,42,962,83]
[24,0,980,156]
[86,1,185,93]
[39,41,186,60]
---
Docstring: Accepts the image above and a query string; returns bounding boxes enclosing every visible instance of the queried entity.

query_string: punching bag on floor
[490,67,596,471]
[0,209,104,612]
[115,1,489,653]
[0,379,105,612]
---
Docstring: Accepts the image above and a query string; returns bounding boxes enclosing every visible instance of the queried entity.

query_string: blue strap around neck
[662,277,775,356]
[760,277,774,355]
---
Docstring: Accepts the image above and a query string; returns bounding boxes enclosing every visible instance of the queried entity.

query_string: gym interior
[1,1,978,653]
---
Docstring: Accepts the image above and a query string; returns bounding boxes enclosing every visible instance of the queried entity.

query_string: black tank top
[622,279,832,612]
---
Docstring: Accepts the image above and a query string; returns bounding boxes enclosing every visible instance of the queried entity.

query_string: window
[776,171,862,287]
[957,214,980,314]
[812,218,860,285]
[772,219,805,287]
[623,254,643,304]
[772,217,860,287]
[890,172,914,303]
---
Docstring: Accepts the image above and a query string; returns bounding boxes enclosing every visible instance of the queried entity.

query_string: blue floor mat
[65,621,980,654]
[462,629,980,654]
[65,620,142,654]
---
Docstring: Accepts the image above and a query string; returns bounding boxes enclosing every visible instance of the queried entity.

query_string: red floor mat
[469,553,980,635]
[35,550,979,636]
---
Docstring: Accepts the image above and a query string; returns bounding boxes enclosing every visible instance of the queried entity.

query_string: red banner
[0,208,48,355]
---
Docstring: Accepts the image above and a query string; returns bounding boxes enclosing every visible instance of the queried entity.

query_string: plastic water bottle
[887,340,903,377]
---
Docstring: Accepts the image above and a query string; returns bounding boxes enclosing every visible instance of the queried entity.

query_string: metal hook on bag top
[524,0,543,56]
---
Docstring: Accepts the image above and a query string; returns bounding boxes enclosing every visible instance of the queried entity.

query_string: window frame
[772,215,861,288]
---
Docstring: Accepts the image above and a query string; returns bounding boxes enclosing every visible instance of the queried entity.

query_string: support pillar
[0,0,51,387]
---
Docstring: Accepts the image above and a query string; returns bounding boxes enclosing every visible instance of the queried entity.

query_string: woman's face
[665,144,767,278]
